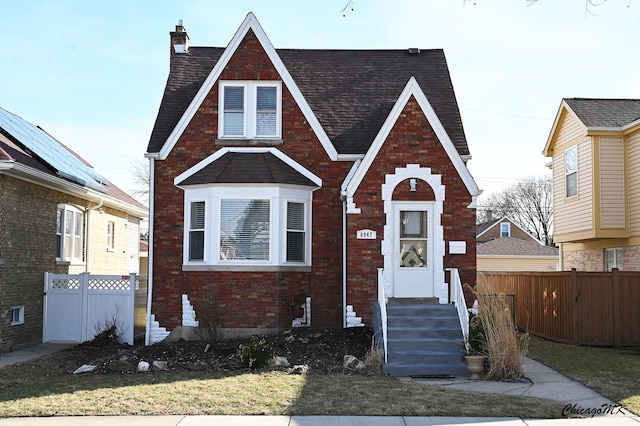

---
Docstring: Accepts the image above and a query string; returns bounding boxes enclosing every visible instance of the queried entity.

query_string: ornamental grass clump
[474,274,529,380]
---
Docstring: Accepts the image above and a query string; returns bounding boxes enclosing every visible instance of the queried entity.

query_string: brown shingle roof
[477,237,558,257]
[564,98,640,128]
[147,46,469,157]
[176,152,318,187]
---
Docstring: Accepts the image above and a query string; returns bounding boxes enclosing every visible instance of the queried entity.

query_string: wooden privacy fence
[478,270,640,346]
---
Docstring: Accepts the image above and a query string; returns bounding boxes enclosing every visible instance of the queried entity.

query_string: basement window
[11,306,24,325]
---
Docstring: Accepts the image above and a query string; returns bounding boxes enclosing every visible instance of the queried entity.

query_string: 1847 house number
[356,229,376,239]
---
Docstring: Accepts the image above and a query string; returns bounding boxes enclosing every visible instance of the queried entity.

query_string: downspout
[340,159,362,328]
[145,157,155,345]
[85,197,104,273]
[341,194,347,328]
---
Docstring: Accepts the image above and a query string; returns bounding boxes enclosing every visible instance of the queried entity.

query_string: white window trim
[107,221,115,252]
[605,247,623,272]
[11,306,25,326]
[182,186,312,269]
[218,81,282,140]
[565,146,578,198]
[56,204,85,264]
[500,222,511,237]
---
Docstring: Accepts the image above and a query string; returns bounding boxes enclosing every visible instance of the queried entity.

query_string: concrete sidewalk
[0,416,639,425]
[0,343,75,368]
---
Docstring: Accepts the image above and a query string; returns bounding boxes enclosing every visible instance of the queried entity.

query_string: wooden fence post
[571,268,579,344]
[612,268,621,346]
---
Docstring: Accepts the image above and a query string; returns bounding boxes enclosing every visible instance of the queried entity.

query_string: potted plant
[464,311,487,380]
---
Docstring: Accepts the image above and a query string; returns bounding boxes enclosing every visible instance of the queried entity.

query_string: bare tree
[130,159,150,206]
[477,177,554,246]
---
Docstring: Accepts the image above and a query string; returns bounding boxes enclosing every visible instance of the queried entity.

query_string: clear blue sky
[1,0,638,202]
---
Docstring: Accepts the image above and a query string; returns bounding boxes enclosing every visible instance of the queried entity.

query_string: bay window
[56,204,84,263]
[181,187,312,269]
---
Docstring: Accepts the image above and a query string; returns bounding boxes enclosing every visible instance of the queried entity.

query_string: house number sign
[356,229,377,239]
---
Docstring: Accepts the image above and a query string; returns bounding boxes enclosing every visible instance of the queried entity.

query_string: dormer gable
[344,77,479,212]
[154,12,336,161]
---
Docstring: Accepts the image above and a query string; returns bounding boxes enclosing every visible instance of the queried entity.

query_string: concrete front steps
[382,300,468,377]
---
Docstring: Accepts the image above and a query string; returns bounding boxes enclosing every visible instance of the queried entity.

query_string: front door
[393,203,434,297]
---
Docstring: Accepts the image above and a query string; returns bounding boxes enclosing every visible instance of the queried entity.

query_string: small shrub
[90,317,122,347]
[239,338,275,370]
[193,294,225,343]
[466,312,487,356]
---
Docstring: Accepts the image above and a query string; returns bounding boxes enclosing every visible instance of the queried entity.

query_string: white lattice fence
[44,272,135,344]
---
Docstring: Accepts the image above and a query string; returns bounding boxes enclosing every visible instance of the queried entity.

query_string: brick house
[146,14,480,373]
[0,107,147,351]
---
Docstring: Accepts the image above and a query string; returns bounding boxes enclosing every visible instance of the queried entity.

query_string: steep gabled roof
[564,98,640,129]
[544,98,640,156]
[147,13,469,160]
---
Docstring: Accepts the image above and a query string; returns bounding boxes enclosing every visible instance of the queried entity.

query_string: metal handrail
[377,268,388,362]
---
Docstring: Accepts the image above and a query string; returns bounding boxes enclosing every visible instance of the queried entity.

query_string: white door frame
[381,165,447,302]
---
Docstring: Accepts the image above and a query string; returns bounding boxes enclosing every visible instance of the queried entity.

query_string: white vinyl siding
[599,136,626,229]
[628,130,640,236]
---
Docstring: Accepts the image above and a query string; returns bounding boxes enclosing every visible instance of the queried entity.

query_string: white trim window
[500,222,511,237]
[56,204,84,263]
[188,201,206,261]
[219,81,281,139]
[286,202,306,262]
[182,186,312,268]
[107,221,115,251]
[11,306,24,326]
[605,248,622,272]
[565,146,578,198]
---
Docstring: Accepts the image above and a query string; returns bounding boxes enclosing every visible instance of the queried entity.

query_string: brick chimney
[170,20,189,54]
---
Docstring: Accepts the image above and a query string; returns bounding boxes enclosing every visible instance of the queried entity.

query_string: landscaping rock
[269,356,290,368]
[290,364,309,374]
[137,361,150,372]
[343,355,365,371]
[152,360,168,371]
[73,364,97,374]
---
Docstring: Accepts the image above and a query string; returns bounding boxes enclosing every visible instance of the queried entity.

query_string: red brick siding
[152,30,349,329]
[345,97,477,323]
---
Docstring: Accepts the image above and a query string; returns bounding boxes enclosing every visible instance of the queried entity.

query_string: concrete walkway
[1,344,638,425]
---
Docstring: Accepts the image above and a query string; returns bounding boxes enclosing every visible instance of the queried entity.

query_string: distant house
[0,106,147,351]
[145,12,480,377]
[544,98,640,271]
[476,216,558,272]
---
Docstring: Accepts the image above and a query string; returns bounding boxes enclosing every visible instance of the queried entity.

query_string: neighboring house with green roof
[476,216,558,272]
[543,98,640,271]
[0,106,147,350]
